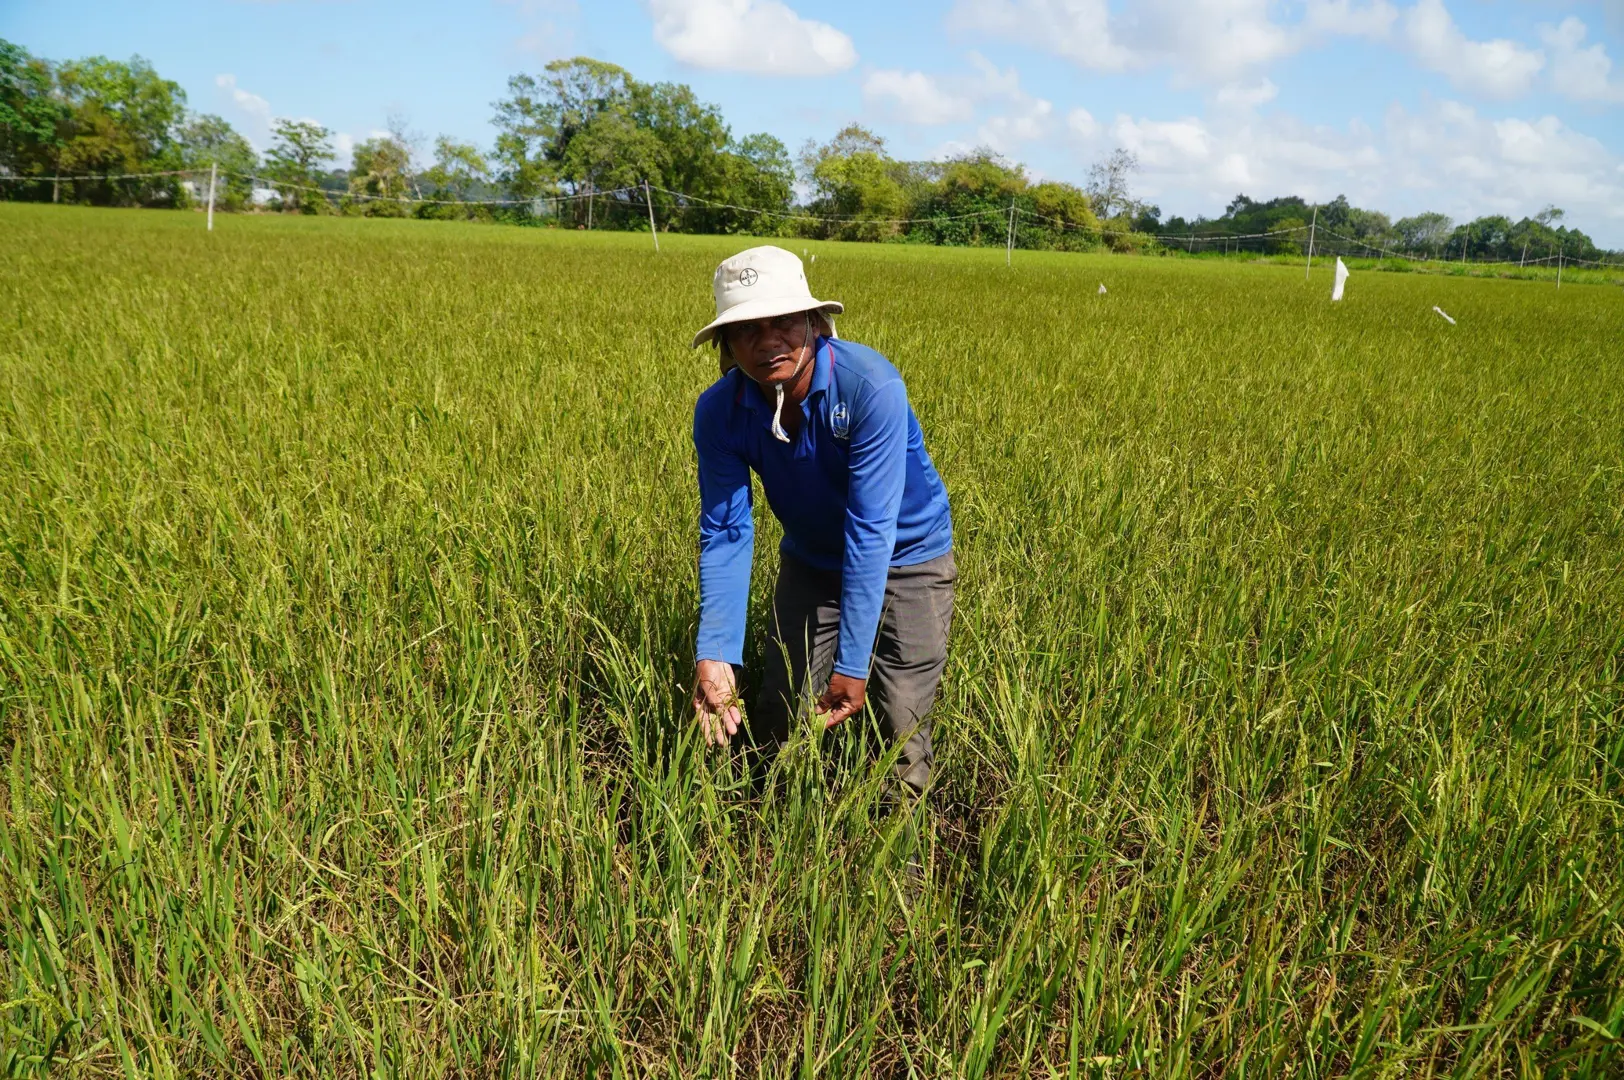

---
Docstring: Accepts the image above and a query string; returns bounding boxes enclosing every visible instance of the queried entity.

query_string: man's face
[724,312,815,387]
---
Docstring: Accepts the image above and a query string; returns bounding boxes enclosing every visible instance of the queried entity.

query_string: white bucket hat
[690,245,843,349]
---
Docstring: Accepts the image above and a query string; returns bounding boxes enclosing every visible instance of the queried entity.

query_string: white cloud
[1382,101,1623,228]
[1540,17,1624,102]
[216,75,357,169]
[863,52,1052,152]
[1215,77,1280,109]
[1120,0,1299,82]
[965,50,1025,99]
[1401,0,1544,98]
[925,137,979,161]
[1302,0,1397,39]
[1067,107,1099,139]
[1066,97,1623,244]
[948,0,1132,72]
[862,70,976,124]
[645,0,856,75]
[1109,116,1221,170]
[1067,105,1384,211]
[949,0,1397,81]
[978,96,1054,152]
[215,74,273,145]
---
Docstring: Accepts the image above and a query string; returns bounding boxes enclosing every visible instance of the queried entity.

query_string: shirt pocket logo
[831,401,850,441]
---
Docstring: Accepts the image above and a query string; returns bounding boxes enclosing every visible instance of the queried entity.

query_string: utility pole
[206,162,217,232]
[1305,204,1318,279]
[644,179,659,252]
[1005,198,1016,267]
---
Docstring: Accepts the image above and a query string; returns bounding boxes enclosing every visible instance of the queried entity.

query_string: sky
[4,0,1623,245]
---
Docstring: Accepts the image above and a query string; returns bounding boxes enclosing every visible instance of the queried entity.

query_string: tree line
[1,38,1613,261]
[1153,193,1605,265]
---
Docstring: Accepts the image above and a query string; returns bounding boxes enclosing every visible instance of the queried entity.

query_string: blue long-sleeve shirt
[694,337,953,679]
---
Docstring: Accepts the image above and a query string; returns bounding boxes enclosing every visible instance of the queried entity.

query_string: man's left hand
[816,673,866,729]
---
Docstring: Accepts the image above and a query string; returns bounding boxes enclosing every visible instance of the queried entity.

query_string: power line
[6,168,1620,269]
[1312,226,1604,270]
[0,169,636,207]
[0,170,192,182]
[1014,206,1307,243]
[229,172,636,206]
[649,184,1009,227]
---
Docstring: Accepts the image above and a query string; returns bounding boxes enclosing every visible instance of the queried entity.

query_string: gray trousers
[754,550,957,793]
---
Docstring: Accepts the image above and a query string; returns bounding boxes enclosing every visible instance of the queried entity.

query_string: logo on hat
[738,267,759,286]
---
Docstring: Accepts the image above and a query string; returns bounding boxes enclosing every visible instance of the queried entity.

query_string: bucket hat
[690,246,843,348]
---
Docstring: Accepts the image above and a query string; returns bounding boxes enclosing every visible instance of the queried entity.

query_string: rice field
[1,203,1621,1077]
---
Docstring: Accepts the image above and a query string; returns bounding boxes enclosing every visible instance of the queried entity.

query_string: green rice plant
[1,203,1621,1077]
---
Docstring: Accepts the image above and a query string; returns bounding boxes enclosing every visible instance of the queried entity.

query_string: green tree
[1394,212,1453,257]
[1513,207,1601,263]
[559,107,665,202]
[1027,180,1100,250]
[628,79,726,198]
[347,134,413,215]
[1453,215,1514,261]
[177,113,257,209]
[491,57,634,208]
[418,137,491,219]
[492,57,755,230]
[423,137,488,195]
[691,132,794,234]
[1343,207,1394,245]
[1195,193,1314,254]
[904,149,1023,247]
[0,39,67,197]
[1318,194,1354,232]
[52,54,187,205]
[799,124,908,241]
[1085,148,1144,222]
[265,118,335,213]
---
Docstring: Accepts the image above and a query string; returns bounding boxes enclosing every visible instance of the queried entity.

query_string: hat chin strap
[769,315,815,444]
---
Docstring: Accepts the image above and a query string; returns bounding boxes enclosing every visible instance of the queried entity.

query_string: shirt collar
[807,337,834,400]
[736,337,832,413]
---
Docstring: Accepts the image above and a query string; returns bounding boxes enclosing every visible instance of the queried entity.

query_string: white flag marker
[1098,283,1107,294]
[1331,257,1349,301]
[1432,305,1456,325]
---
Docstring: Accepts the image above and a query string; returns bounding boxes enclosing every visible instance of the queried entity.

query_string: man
[690,245,955,794]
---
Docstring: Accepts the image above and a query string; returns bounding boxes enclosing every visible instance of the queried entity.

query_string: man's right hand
[693,660,742,747]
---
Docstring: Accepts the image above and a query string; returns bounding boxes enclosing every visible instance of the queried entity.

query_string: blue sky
[5,0,1622,243]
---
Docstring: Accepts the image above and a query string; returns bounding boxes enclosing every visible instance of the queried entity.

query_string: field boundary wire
[4,167,1620,269]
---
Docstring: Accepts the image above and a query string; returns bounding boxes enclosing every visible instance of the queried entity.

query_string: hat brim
[690,297,844,349]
